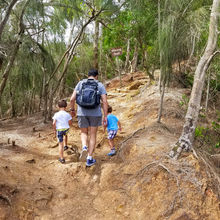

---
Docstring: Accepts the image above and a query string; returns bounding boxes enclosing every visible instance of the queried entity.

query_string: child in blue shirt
[105,105,122,156]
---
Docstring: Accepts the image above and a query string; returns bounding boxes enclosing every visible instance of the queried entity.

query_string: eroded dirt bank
[0,72,219,220]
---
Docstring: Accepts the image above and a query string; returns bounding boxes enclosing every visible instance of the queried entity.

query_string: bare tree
[0,0,30,104]
[169,0,220,159]
[0,0,19,40]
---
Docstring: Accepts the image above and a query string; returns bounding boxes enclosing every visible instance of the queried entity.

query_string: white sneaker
[79,146,88,162]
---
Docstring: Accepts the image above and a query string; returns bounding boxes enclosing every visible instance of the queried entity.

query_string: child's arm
[68,119,72,126]
[52,120,57,138]
[118,120,122,131]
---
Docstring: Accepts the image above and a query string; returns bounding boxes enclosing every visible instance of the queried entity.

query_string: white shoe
[79,146,88,162]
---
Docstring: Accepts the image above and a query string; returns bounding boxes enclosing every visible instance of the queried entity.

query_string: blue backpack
[76,79,101,109]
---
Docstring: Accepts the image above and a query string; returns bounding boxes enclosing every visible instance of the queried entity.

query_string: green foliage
[210,111,220,149]
[214,142,220,148]
[102,0,158,69]
[185,74,194,87]
[195,109,220,154]
[179,94,189,107]
[211,111,220,132]
[195,126,207,138]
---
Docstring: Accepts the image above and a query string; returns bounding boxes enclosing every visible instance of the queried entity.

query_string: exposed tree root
[118,126,145,160]
[196,149,220,198]
[0,194,11,206]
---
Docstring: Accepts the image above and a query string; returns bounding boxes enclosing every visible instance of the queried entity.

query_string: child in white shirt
[52,100,72,163]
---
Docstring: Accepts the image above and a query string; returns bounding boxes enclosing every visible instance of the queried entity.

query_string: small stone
[58,193,68,199]
[26,159,36,163]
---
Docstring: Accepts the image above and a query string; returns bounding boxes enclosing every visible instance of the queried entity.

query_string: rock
[128,81,143,90]
[58,193,68,199]
[26,159,36,164]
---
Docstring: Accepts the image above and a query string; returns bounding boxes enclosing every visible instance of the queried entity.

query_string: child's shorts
[107,130,117,140]
[57,129,69,142]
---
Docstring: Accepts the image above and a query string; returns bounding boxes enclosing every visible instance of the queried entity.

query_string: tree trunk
[29,73,36,115]
[0,0,19,40]
[158,0,162,92]
[169,0,220,159]
[9,80,16,118]
[93,20,99,70]
[157,80,165,123]
[131,39,138,73]
[59,20,75,98]
[0,31,23,104]
[0,0,29,105]
[99,24,103,81]
[205,72,210,112]
[124,38,130,72]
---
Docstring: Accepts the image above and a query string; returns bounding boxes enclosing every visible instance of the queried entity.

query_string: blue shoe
[86,158,96,167]
[64,146,68,151]
[79,146,88,162]
[58,158,65,164]
[107,149,116,156]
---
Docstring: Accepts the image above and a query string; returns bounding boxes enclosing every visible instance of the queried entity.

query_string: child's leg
[57,130,65,160]
[64,134,68,147]
[59,141,64,159]
[108,138,115,150]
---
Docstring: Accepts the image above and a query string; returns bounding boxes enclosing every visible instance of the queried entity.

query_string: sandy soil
[0,72,219,220]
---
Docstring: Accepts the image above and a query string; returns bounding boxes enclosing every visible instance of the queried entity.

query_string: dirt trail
[0,72,219,220]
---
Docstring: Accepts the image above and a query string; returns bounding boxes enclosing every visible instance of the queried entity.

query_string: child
[105,105,122,156]
[52,99,72,164]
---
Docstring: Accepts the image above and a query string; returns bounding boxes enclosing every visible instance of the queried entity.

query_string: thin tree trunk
[158,0,162,92]
[186,33,196,67]
[93,20,99,70]
[99,24,103,81]
[169,0,220,159]
[131,39,138,73]
[124,38,130,72]
[9,80,16,117]
[48,49,78,119]
[29,74,36,115]
[157,80,165,123]
[205,72,210,112]
[104,54,109,80]
[0,0,19,40]
[59,20,75,98]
